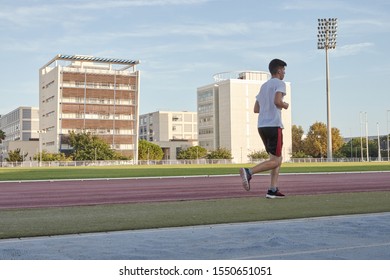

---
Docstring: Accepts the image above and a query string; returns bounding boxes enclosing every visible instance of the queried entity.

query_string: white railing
[0,158,388,168]
[0,159,233,168]
[137,159,233,165]
[213,71,270,82]
[289,157,390,163]
[62,67,134,76]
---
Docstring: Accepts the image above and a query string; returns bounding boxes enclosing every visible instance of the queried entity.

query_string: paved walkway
[0,212,389,260]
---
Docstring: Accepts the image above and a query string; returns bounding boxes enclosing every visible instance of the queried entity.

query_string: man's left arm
[274,92,289,110]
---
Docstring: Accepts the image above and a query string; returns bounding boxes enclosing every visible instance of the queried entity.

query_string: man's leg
[251,157,279,174]
[270,155,282,187]
[240,127,283,192]
[266,155,285,198]
[239,157,278,191]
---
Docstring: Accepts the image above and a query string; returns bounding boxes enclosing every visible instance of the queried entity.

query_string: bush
[248,150,269,161]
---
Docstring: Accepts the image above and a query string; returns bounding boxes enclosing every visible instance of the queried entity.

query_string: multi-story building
[39,54,140,160]
[139,111,198,159]
[0,106,39,161]
[197,71,292,163]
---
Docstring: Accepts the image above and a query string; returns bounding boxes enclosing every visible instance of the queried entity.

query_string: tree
[303,122,344,158]
[138,140,164,160]
[68,131,124,161]
[0,130,5,143]
[304,122,327,158]
[33,151,70,162]
[339,137,383,159]
[292,125,305,153]
[177,146,207,160]
[330,127,345,156]
[207,148,232,159]
[291,150,308,158]
[338,137,362,158]
[6,148,27,162]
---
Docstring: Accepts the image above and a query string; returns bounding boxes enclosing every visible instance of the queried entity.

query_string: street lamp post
[318,18,337,161]
[360,112,364,161]
[38,131,41,167]
[365,112,369,162]
[387,110,390,161]
[37,130,45,167]
[377,122,381,161]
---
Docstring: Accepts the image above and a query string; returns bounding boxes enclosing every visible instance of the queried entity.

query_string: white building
[197,71,292,163]
[39,54,140,160]
[139,111,198,160]
[0,106,39,161]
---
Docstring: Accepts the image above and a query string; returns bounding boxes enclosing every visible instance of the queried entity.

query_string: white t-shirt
[256,78,286,128]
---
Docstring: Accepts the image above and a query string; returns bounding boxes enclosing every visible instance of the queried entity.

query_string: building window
[172,115,182,121]
[199,128,214,135]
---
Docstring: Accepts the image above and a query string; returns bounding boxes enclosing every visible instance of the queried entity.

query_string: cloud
[64,0,211,9]
[0,5,51,26]
[341,19,390,34]
[0,4,90,27]
[335,42,374,57]
[282,0,344,11]
[312,42,374,60]
[48,20,254,55]
[0,0,212,27]
[282,0,387,15]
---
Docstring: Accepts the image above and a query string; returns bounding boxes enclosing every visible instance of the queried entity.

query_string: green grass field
[0,162,389,239]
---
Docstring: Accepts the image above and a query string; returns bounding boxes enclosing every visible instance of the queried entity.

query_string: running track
[0,172,389,209]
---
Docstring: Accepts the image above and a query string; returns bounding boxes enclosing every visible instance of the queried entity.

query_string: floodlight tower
[317,18,337,161]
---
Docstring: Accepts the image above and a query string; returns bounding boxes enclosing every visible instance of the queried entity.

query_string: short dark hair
[268,59,287,75]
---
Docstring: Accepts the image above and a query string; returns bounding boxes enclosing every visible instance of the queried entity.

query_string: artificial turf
[1,162,389,239]
[1,191,389,239]
[0,162,390,181]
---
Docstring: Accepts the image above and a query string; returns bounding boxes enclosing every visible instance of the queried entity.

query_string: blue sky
[1,0,389,138]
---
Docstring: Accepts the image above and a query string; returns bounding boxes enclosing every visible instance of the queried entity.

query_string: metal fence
[289,157,390,163]
[1,158,388,168]
[0,159,234,168]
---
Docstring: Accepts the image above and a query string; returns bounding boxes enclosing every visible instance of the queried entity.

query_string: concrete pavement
[0,212,389,260]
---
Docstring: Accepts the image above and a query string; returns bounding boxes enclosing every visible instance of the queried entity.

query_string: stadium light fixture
[317,18,337,161]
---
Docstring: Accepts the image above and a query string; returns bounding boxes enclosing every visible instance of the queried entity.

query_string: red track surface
[0,172,389,209]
